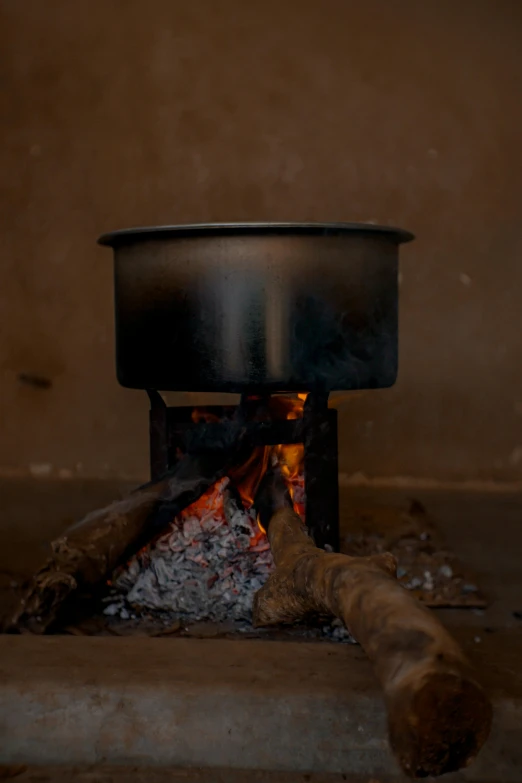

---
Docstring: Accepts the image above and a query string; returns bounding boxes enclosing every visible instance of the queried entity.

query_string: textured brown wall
[1,0,522,483]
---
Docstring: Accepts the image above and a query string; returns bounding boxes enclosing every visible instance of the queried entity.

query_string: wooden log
[253,505,492,778]
[5,445,250,634]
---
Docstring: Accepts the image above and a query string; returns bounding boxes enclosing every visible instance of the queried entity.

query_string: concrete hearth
[0,632,521,781]
[1,482,522,781]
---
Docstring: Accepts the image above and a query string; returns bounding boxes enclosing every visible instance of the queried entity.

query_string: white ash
[103,601,122,616]
[323,617,356,643]
[104,475,355,643]
[462,583,478,593]
[110,477,274,623]
[422,570,434,592]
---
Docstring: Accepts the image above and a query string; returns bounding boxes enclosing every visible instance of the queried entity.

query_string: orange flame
[112,398,309,589]
[266,394,307,522]
[229,394,307,528]
[166,396,308,551]
[256,517,267,535]
[229,446,270,508]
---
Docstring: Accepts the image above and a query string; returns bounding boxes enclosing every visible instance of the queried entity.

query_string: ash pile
[103,475,353,642]
[106,477,275,623]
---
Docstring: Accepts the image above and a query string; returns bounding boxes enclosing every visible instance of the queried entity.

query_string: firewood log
[253,504,492,778]
[5,445,250,634]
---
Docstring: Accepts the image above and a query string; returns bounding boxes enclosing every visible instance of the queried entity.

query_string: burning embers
[109,478,272,622]
[105,397,309,625]
[6,390,340,636]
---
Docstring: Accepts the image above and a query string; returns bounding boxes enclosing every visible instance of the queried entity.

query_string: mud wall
[1,0,521,483]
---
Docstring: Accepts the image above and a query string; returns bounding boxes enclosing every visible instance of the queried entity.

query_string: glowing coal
[102,395,353,641]
[108,477,274,623]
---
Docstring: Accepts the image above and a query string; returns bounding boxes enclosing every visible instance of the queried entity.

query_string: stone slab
[0,635,521,781]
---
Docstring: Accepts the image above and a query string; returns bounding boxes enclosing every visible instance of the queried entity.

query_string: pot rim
[98,221,414,248]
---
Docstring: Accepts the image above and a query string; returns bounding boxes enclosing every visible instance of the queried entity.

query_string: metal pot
[98,222,413,393]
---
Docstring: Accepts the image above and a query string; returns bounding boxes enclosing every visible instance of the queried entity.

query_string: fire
[177,395,306,544]
[270,394,306,520]
[238,394,307,524]
[192,394,308,529]
[228,446,270,508]
[112,395,307,588]
[216,393,307,526]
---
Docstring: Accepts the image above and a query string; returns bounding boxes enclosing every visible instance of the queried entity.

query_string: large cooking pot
[98,222,413,393]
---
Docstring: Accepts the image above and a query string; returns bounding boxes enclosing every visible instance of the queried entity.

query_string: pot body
[99,223,413,393]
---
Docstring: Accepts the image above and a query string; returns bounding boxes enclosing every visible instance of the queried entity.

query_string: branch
[253,506,492,778]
